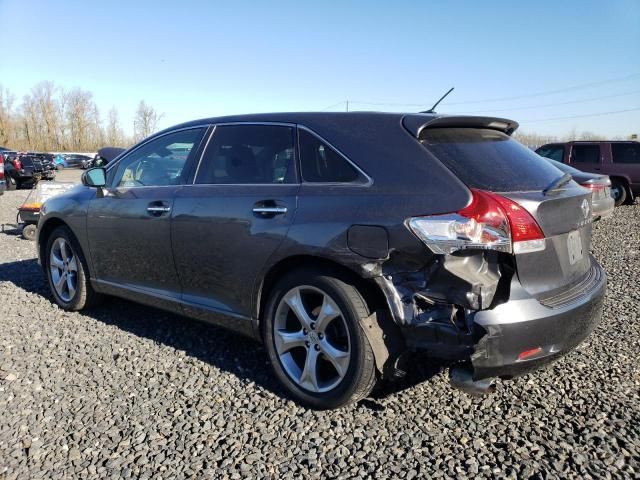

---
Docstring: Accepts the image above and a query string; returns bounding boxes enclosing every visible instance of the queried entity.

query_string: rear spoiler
[402,114,519,138]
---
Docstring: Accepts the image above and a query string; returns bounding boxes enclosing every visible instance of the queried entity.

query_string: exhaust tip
[449,365,496,396]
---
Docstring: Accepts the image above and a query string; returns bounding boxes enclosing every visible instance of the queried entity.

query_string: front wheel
[6,176,17,191]
[45,226,102,310]
[263,269,377,409]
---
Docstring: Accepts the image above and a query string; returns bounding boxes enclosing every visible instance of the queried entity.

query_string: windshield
[419,128,563,192]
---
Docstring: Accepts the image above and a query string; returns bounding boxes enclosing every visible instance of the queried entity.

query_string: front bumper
[470,255,605,380]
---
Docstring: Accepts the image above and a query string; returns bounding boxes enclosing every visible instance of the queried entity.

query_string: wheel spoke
[299,347,320,391]
[67,256,78,273]
[59,239,70,262]
[319,339,350,377]
[50,253,64,269]
[315,295,340,332]
[66,275,76,299]
[55,271,66,293]
[283,288,313,329]
[274,329,306,354]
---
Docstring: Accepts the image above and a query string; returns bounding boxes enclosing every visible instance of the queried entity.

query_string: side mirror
[82,167,106,188]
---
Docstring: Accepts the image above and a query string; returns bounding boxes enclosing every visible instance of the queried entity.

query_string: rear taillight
[408,189,545,255]
[13,158,22,170]
[581,183,608,201]
[0,162,4,180]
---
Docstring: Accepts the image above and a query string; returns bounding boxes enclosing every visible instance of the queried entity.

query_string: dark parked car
[37,113,606,409]
[543,158,614,220]
[3,153,54,189]
[536,141,640,206]
[87,147,126,169]
[63,154,93,168]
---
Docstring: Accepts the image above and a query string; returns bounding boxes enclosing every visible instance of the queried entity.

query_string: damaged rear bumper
[470,258,605,380]
[396,255,606,381]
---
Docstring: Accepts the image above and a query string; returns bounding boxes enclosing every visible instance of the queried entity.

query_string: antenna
[421,87,454,113]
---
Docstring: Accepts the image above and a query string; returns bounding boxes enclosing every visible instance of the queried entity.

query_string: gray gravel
[1,180,639,479]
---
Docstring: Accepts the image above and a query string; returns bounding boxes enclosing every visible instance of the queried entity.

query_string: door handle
[252,206,287,215]
[146,203,171,216]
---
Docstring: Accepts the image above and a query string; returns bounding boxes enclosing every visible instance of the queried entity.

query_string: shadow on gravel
[0,258,442,408]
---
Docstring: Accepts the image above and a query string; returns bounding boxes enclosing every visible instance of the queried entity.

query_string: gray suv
[37,113,606,409]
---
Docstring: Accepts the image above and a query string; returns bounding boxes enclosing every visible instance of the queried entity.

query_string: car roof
[162,111,519,136]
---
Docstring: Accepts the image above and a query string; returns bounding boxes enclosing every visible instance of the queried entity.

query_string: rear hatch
[414,123,593,298]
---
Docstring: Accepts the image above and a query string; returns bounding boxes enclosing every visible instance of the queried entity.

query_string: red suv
[536,141,640,206]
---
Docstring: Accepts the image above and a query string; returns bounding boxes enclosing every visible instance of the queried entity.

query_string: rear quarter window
[419,128,562,192]
[612,143,640,164]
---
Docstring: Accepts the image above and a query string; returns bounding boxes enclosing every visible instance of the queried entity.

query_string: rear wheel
[45,226,102,310]
[263,269,377,409]
[610,180,627,207]
[7,176,17,191]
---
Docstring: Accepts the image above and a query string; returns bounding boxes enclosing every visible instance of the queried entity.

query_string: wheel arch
[38,217,89,274]
[255,254,389,327]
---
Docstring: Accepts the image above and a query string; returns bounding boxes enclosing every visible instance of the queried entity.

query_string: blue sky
[1,0,638,137]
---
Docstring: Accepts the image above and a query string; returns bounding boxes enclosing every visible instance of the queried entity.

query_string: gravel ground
[1,177,639,479]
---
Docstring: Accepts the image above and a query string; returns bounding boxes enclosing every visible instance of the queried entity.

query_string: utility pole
[346,100,349,112]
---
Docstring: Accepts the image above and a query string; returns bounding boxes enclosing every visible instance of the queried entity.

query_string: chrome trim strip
[192,125,216,183]
[188,121,373,187]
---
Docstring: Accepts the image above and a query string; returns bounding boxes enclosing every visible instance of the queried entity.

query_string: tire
[263,268,377,409]
[44,226,102,310]
[610,180,627,207]
[21,224,37,241]
[6,176,16,191]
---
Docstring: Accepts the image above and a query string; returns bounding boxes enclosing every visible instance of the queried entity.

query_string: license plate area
[567,230,583,265]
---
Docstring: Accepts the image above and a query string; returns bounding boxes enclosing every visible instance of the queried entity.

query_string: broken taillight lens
[408,189,545,255]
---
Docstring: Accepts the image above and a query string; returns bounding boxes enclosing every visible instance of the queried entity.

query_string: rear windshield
[419,128,563,192]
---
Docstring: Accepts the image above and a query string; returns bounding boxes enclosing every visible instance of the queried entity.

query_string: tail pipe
[449,365,496,395]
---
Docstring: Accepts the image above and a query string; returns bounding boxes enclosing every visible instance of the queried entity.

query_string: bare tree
[0,85,16,147]
[133,100,162,142]
[105,107,126,146]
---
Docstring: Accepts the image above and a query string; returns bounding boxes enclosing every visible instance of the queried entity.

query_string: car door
[87,127,207,302]
[610,142,640,192]
[171,124,299,332]
[569,143,602,174]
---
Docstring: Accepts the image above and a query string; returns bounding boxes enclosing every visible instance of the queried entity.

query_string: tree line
[0,81,162,152]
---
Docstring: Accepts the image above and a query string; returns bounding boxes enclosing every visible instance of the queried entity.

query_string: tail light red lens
[408,189,545,255]
[13,158,22,170]
[581,183,609,201]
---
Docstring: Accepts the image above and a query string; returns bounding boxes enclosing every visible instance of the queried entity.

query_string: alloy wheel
[49,237,78,302]
[273,286,351,393]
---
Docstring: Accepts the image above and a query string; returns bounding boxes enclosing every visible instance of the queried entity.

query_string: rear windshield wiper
[543,172,572,195]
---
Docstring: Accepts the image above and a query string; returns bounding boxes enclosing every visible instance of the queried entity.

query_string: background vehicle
[5,154,52,189]
[53,154,68,169]
[543,158,614,220]
[87,147,126,169]
[63,154,93,168]
[536,141,640,206]
[0,159,5,195]
[37,113,606,409]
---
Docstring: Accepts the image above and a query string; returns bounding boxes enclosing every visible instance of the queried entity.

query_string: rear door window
[612,143,640,164]
[536,145,565,162]
[196,125,296,184]
[419,128,562,192]
[571,145,600,164]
